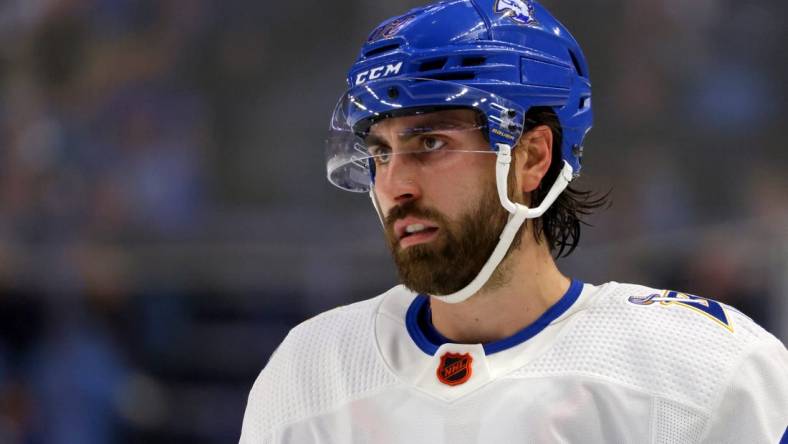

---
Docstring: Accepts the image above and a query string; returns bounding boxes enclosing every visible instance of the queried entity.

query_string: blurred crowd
[0,0,785,442]
[0,1,255,442]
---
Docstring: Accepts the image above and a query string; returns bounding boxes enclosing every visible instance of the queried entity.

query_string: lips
[393,217,440,248]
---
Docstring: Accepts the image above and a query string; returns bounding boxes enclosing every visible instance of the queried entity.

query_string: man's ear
[514,125,553,194]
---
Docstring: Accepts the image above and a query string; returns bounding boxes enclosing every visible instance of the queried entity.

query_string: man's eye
[422,136,446,152]
[368,145,392,164]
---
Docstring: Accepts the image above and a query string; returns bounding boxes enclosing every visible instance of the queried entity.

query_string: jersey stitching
[270,380,404,438]
[648,396,656,444]
[505,372,713,415]
[372,303,410,385]
[696,339,782,442]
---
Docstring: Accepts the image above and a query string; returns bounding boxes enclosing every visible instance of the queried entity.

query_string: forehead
[368,108,480,135]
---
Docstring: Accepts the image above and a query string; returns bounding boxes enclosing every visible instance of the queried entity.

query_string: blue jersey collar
[405,279,584,356]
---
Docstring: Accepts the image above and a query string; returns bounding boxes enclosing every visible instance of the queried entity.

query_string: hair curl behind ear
[525,107,611,258]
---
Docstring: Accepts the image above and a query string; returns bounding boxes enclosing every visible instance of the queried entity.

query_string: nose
[375,152,422,205]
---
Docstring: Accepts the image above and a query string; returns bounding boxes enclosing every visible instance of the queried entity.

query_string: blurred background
[0,0,785,442]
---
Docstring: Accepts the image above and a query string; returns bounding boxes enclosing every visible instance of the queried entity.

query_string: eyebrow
[365,116,473,146]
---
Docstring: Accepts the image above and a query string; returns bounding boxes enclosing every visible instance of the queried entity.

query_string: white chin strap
[369,143,574,304]
[436,143,574,304]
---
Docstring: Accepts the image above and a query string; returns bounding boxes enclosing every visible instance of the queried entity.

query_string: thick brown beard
[383,182,511,296]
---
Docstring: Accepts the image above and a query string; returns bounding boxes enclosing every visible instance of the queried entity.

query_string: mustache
[384,200,446,229]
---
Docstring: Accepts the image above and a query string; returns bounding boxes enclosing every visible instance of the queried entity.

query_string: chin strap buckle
[496,143,512,165]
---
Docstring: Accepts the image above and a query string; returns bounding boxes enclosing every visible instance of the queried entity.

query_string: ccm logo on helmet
[354,62,403,85]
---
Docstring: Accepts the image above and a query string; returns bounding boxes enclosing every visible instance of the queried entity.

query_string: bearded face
[383,179,513,296]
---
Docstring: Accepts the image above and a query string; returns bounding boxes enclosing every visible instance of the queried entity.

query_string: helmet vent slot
[568,50,584,76]
[364,44,401,57]
[419,58,448,71]
[461,56,486,67]
[423,72,475,81]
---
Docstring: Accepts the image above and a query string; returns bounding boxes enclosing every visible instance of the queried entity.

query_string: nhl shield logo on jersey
[494,0,537,25]
[628,290,733,332]
[437,352,473,386]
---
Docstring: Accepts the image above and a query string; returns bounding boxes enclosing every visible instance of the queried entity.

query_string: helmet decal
[493,0,537,25]
[367,14,417,43]
[353,61,403,86]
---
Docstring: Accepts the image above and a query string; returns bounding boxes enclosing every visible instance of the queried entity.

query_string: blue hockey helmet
[326,0,592,193]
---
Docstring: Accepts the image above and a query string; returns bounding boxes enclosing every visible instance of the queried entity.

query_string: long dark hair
[523,107,611,258]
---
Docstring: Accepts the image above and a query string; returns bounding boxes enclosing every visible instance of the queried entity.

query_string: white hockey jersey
[240,281,788,443]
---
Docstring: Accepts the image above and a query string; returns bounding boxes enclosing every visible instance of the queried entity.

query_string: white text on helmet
[354,62,403,85]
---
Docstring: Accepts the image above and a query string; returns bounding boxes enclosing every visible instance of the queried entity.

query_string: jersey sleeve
[239,343,283,444]
[238,294,391,443]
[700,336,788,444]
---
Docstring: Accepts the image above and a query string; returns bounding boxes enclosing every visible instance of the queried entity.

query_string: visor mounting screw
[572,144,584,157]
[387,87,399,99]
[507,109,517,118]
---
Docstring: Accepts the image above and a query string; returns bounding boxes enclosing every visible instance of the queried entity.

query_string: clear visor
[326,78,526,192]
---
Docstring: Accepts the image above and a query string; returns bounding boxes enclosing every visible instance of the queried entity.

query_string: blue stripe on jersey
[405,279,584,356]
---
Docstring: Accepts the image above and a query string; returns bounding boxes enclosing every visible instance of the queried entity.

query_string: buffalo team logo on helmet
[494,0,536,25]
[367,14,417,42]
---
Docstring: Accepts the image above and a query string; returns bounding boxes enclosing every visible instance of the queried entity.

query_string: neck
[428,237,570,344]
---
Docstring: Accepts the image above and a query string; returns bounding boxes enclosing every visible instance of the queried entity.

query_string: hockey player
[241,0,788,442]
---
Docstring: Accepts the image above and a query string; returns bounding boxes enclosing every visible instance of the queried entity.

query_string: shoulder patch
[628,290,733,332]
